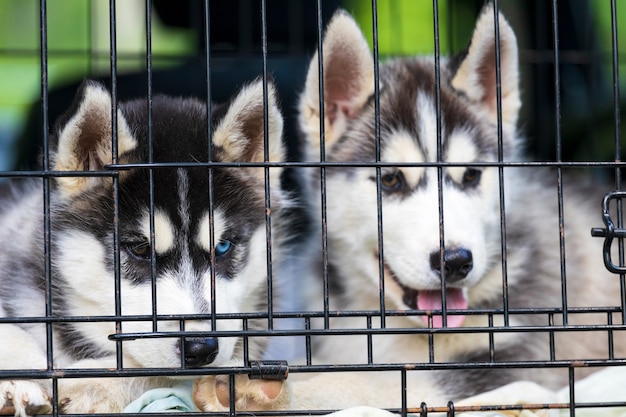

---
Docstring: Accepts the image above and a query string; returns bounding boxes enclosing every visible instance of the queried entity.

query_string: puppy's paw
[0,381,52,417]
[193,375,289,411]
[58,378,126,414]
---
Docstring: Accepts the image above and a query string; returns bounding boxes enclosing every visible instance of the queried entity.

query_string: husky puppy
[0,79,291,416]
[195,3,626,412]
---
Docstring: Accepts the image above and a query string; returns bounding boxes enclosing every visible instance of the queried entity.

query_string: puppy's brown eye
[126,242,151,260]
[462,168,482,188]
[381,171,405,192]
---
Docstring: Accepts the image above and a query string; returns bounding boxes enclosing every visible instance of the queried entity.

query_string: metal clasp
[591,190,626,274]
[248,360,289,380]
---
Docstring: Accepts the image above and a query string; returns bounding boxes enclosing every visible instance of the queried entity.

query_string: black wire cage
[1,0,626,416]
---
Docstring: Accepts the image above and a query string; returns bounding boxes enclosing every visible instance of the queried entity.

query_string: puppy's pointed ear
[53,81,137,198]
[451,3,520,128]
[299,9,374,160]
[213,79,285,179]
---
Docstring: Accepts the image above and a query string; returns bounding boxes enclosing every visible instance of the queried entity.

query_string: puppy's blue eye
[215,240,232,256]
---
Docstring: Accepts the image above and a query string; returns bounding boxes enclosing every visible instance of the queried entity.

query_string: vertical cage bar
[145,0,158,334]
[228,373,236,417]
[401,369,407,417]
[243,318,250,366]
[548,313,556,361]
[305,316,312,366]
[109,0,124,370]
[315,0,330,329]
[609,0,625,325]
[39,0,56,413]
[568,367,575,417]
[260,0,274,331]
[428,325,435,363]
[488,313,495,361]
[607,311,615,359]
[40,0,51,367]
[550,0,569,327]
[179,320,186,368]
[366,315,373,364]
[202,0,217,336]
[371,0,386,329]
[492,0,510,327]
[433,0,448,328]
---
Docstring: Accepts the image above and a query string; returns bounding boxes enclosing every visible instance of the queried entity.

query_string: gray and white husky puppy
[194,3,626,412]
[0,79,291,416]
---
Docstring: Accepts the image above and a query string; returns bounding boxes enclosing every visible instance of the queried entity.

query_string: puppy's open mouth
[380,258,468,328]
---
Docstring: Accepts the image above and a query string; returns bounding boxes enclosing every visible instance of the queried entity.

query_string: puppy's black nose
[430,248,473,283]
[182,337,219,367]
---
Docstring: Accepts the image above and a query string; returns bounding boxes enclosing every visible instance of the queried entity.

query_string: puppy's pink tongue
[418,289,467,328]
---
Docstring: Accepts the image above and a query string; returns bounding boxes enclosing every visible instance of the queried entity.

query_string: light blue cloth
[123,381,197,413]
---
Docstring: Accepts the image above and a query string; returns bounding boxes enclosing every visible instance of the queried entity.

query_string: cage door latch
[591,190,626,274]
[248,360,289,380]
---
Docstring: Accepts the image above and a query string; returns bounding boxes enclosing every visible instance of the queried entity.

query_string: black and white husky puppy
[0,79,292,416]
[195,3,626,412]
